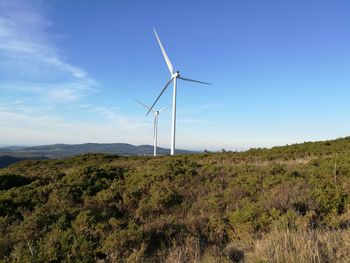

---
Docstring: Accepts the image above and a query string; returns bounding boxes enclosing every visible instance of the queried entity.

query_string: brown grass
[245,228,350,263]
[165,237,202,263]
[164,228,350,263]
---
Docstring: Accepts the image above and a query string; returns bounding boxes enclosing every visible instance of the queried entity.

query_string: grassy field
[1,138,350,262]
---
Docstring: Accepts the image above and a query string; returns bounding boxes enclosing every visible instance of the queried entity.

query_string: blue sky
[0,0,350,150]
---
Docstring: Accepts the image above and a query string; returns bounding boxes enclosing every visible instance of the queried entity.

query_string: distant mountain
[0,143,196,166]
[0,146,25,151]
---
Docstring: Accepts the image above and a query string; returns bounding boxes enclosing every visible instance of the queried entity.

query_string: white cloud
[0,0,157,146]
[90,106,151,129]
[0,108,153,146]
[0,0,220,149]
[0,0,97,103]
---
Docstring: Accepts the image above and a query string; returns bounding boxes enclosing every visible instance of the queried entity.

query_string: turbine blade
[159,105,170,113]
[153,28,174,75]
[178,76,211,85]
[134,99,155,112]
[146,77,173,116]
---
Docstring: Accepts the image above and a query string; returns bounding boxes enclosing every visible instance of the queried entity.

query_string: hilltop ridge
[0,143,196,168]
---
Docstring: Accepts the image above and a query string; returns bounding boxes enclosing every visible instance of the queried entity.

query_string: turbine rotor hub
[173,71,180,78]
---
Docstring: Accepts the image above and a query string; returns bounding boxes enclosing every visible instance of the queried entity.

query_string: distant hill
[0,143,196,165]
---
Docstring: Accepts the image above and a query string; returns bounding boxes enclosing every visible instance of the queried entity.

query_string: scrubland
[1,138,350,262]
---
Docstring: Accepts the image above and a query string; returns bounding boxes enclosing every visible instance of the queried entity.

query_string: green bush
[1,139,350,261]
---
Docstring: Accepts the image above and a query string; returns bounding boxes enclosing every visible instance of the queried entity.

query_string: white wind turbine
[135,99,168,157]
[147,29,210,155]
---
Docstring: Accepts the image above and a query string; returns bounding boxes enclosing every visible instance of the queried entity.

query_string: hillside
[1,137,350,262]
[0,143,195,165]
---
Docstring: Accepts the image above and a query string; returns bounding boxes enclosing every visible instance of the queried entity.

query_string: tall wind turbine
[147,29,210,155]
[135,99,168,156]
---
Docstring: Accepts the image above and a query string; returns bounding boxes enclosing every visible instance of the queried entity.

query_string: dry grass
[245,228,350,263]
[165,237,202,263]
[164,228,350,263]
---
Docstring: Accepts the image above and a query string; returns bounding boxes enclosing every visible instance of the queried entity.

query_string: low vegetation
[1,137,350,262]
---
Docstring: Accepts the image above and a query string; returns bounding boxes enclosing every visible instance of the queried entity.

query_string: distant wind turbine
[135,99,168,157]
[147,29,210,155]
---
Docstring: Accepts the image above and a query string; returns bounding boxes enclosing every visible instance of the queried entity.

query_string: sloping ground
[0,143,196,160]
[1,138,350,262]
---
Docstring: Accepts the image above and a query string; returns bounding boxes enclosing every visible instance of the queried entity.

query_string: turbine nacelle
[173,71,180,78]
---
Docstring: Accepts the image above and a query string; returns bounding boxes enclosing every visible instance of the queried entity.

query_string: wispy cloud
[90,106,150,129]
[0,0,155,146]
[0,107,152,146]
[0,0,97,103]
[0,0,216,148]
[0,81,97,103]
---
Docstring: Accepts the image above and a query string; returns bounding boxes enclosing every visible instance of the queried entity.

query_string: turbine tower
[135,99,168,156]
[147,29,210,155]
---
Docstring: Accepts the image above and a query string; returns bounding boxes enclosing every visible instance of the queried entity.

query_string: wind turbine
[135,99,168,157]
[147,29,210,155]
